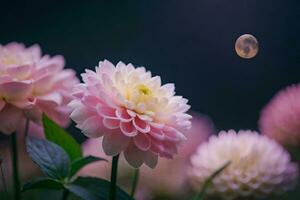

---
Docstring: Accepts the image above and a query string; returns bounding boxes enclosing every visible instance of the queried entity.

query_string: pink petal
[120,122,138,137]
[0,101,5,111]
[79,116,104,138]
[38,92,63,106]
[0,81,32,100]
[134,133,151,151]
[149,126,165,141]
[144,151,158,168]
[102,129,130,156]
[0,75,12,84]
[163,126,186,142]
[0,105,23,134]
[33,74,53,94]
[97,105,117,119]
[127,109,137,117]
[82,95,103,109]
[70,104,95,125]
[116,108,132,122]
[133,116,150,133]
[11,99,36,109]
[124,142,146,168]
[7,65,33,79]
[162,141,178,155]
[103,118,120,129]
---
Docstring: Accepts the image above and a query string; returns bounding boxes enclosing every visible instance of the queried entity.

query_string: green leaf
[26,136,70,180]
[22,177,63,192]
[43,114,82,161]
[191,161,231,200]
[69,156,107,178]
[65,177,133,200]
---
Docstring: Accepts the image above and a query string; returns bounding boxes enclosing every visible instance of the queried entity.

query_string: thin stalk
[61,189,69,200]
[130,169,139,198]
[109,154,120,200]
[24,118,30,138]
[0,160,9,198]
[11,132,20,200]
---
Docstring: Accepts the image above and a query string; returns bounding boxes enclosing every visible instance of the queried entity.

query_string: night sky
[1,0,300,132]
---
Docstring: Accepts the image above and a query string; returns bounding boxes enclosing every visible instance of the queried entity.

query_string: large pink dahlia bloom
[69,60,192,168]
[0,42,78,135]
[259,84,300,146]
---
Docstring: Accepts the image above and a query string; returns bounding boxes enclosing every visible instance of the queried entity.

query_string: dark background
[1,0,300,132]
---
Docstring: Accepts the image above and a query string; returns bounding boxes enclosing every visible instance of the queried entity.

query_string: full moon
[235,34,259,59]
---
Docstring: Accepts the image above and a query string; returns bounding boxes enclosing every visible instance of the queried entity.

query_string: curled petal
[116,108,132,122]
[120,122,138,137]
[133,116,150,133]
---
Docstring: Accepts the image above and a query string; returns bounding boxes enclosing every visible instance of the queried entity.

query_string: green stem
[130,169,139,198]
[24,118,30,138]
[109,154,120,200]
[0,160,8,198]
[11,132,20,200]
[61,189,69,200]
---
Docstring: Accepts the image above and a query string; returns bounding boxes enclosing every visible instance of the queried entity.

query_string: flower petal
[133,116,150,133]
[0,101,5,111]
[0,105,23,134]
[134,133,151,151]
[144,151,158,168]
[0,81,32,100]
[124,142,146,168]
[103,118,120,129]
[79,116,104,138]
[102,130,130,156]
[120,122,138,137]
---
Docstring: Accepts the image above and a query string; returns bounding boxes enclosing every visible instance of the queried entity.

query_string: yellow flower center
[137,84,152,96]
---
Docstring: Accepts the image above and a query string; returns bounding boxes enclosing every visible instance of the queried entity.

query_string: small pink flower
[0,42,78,135]
[69,60,192,168]
[259,84,300,146]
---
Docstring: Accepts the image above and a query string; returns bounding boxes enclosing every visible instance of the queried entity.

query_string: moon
[235,34,259,59]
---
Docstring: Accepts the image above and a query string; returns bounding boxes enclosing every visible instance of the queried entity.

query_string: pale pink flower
[259,84,300,146]
[0,42,78,135]
[69,60,192,168]
[189,130,298,200]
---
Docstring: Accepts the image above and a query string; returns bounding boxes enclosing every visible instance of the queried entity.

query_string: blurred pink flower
[80,113,213,199]
[69,60,192,168]
[259,84,300,146]
[0,42,78,135]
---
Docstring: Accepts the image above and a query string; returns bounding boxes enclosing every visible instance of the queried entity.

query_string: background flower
[259,84,300,146]
[69,60,192,168]
[0,42,78,135]
[189,130,298,200]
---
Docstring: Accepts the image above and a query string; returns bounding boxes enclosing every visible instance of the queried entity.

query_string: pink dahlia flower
[69,60,192,168]
[0,42,78,135]
[259,84,300,146]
